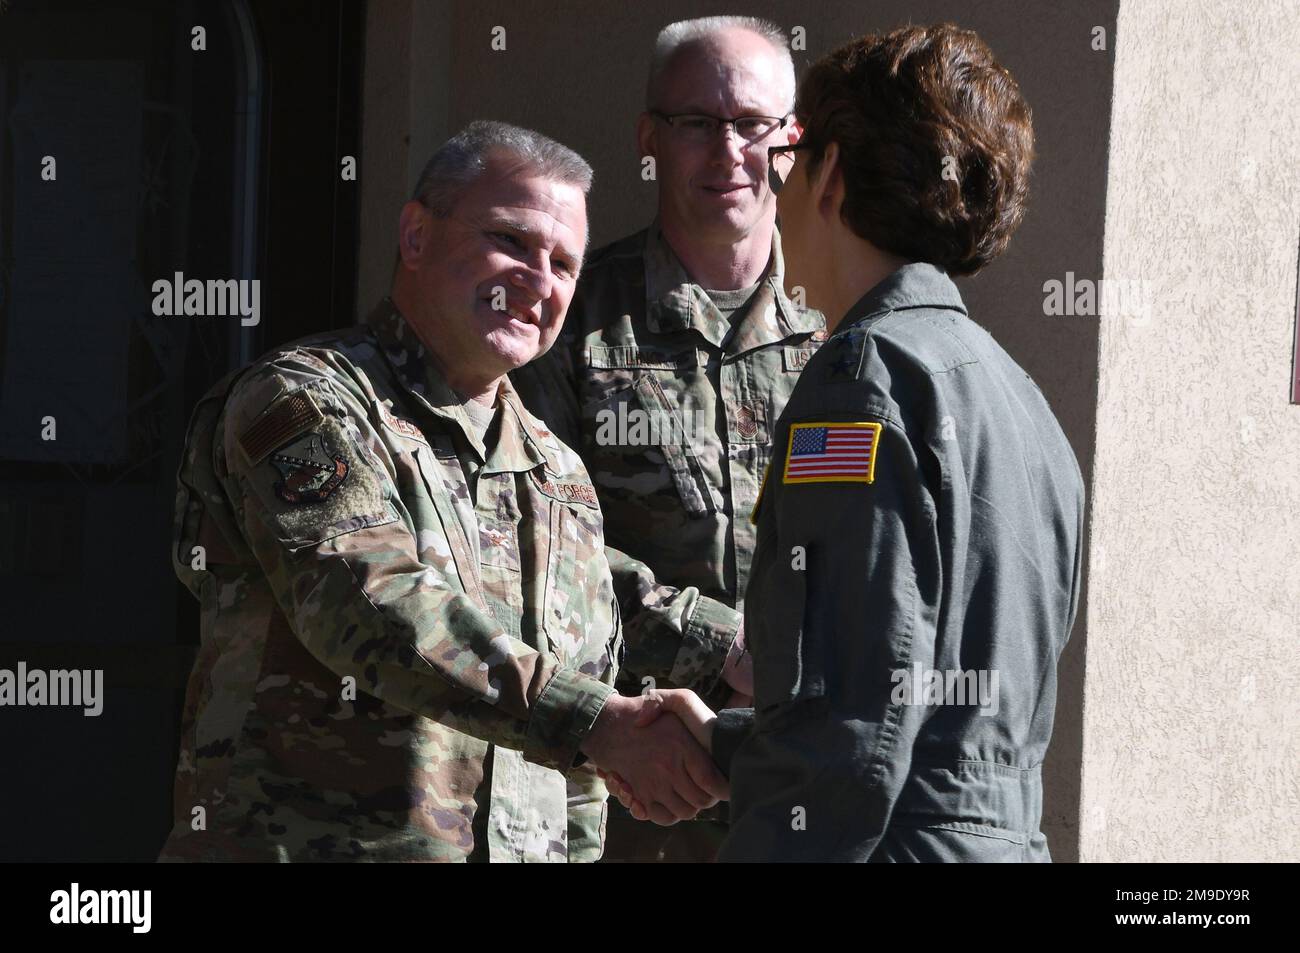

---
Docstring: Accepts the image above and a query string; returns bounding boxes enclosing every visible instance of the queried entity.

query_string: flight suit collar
[642,219,820,350]
[840,261,968,328]
[364,297,553,473]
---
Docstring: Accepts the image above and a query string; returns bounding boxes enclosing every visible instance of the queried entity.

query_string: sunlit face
[640,29,796,245]
[401,155,587,381]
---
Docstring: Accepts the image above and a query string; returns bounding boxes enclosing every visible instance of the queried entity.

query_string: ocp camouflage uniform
[511,221,824,859]
[159,298,621,863]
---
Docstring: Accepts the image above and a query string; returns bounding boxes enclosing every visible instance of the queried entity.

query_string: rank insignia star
[826,329,867,381]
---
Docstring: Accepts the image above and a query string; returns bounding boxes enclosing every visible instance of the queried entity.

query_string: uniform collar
[642,218,821,349]
[839,262,968,328]
[365,297,553,472]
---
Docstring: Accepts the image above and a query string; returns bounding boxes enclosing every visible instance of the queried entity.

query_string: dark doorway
[0,0,364,861]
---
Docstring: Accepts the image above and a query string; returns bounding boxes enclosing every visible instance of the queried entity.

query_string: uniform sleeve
[721,401,941,862]
[220,361,613,773]
[514,341,742,695]
[604,546,741,696]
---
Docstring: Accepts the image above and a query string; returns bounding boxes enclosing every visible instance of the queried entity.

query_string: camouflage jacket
[160,299,621,863]
[511,222,824,696]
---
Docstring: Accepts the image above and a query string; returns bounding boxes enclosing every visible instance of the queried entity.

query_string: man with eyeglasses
[512,15,824,862]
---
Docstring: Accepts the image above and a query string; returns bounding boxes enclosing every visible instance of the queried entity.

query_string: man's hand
[597,689,724,822]
[580,692,728,826]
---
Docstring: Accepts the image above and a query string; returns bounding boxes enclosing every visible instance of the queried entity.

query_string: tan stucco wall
[359,0,1120,859]
[1082,0,1300,861]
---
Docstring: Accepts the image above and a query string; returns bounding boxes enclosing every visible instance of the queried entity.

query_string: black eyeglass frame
[649,110,794,143]
[766,141,812,193]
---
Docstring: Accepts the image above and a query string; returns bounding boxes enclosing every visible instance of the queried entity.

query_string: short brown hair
[796,23,1033,275]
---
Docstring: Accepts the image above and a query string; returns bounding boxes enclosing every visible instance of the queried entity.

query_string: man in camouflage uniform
[159,121,725,862]
[511,16,824,861]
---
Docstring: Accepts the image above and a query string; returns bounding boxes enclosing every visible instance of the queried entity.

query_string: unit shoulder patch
[270,431,350,504]
[782,421,881,484]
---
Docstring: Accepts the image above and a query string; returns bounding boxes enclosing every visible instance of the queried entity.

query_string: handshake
[580,629,753,825]
[579,688,736,825]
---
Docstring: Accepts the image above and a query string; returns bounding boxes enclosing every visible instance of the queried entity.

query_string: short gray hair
[412,120,593,216]
[647,16,796,112]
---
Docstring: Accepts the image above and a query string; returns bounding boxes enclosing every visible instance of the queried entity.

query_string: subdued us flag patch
[782,421,881,484]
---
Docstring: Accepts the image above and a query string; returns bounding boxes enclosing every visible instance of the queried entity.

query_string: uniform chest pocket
[542,498,616,667]
[584,373,719,519]
[476,472,523,573]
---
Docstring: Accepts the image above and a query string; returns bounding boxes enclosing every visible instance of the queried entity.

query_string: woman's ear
[810,141,843,223]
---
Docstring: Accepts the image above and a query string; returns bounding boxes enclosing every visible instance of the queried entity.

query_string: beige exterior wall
[1082,0,1300,861]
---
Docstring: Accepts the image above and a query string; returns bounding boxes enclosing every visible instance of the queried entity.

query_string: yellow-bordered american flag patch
[782,421,881,484]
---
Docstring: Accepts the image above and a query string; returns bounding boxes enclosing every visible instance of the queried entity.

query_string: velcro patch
[239,390,325,465]
[783,421,881,484]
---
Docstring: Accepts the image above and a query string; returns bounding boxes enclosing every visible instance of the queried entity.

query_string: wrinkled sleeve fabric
[220,358,613,773]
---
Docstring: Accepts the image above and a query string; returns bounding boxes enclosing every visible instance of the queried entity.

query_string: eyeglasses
[651,111,792,146]
[766,141,811,194]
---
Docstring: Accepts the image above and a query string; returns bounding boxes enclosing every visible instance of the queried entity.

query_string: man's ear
[397,200,430,269]
[786,119,804,146]
[636,112,657,160]
[810,141,843,223]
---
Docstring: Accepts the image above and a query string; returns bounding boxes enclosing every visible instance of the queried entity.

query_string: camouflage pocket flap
[587,344,698,370]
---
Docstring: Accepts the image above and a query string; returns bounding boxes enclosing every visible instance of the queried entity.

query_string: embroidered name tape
[531,470,599,507]
[782,346,818,372]
[783,421,881,484]
[378,402,429,445]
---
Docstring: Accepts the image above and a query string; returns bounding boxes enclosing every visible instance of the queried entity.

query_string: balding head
[647,16,795,114]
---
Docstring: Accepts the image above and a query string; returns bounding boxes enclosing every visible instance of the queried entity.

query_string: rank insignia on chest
[271,431,350,503]
[782,421,881,484]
